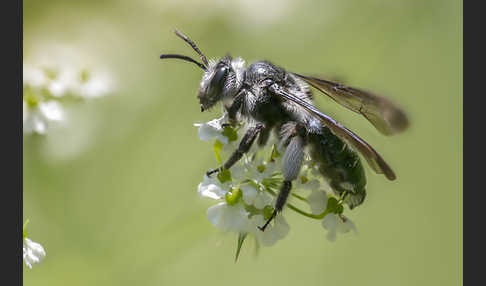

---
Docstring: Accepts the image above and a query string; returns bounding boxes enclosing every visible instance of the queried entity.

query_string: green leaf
[213,140,223,164]
[217,168,232,183]
[222,126,238,142]
[235,232,248,263]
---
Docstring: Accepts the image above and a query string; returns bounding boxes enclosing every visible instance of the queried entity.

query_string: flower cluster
[23,220,46,269]
[23,57,113,135]
[195,112,357,260]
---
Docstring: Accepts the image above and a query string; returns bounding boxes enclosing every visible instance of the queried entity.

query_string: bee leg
[257,125,272,147]
[225,90,244,127]
[258,181,291,231]
[206,168,220,177]
[206,123,264,177]
[259,134,305,231]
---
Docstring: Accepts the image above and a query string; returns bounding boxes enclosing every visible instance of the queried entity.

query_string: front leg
[206,123,264,177]
[223,90,244,128]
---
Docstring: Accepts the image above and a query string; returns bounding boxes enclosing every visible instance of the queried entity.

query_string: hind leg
[259,131,306,231]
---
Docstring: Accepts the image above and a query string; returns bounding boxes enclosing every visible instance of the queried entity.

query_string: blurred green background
[23,0,462,285]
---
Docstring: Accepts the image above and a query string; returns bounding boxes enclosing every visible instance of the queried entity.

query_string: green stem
[291,193,308,202]
[286,204,330,220]
[264,188,329,220]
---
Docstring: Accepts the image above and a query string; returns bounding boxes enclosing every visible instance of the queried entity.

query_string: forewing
[293,73,409,136]
[269,84,396,181]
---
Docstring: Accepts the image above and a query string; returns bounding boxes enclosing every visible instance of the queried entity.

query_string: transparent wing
[293,73,409,136]
[269,84,396,181]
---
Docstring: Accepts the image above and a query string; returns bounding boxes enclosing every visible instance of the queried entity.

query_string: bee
[160,30,409,231]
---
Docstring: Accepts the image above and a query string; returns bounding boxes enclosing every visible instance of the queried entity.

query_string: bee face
[198,60,230,111]
[198,56,246,112]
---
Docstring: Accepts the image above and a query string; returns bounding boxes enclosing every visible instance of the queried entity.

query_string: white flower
[75,70,113,98]
[239,156,280,184]
[23,101,64,134]
[23,65,47,87]
[197,175,231,200]
[46,67,78,97]
[194,114,230,144]
[23,238,46,269]
[321,213,357,242]
[207,202,250,232]
[199,176,250,233]
[307,189,328,215]
[240,184,273,209]
[249,214,290,247]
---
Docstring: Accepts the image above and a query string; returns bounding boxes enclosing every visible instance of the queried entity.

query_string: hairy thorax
[241,61,311,126]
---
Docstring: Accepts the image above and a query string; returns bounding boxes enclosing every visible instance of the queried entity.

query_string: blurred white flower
[46,67,78,97]
[23,43,115,137]
[23,65,47,87]
[23,101,64,134]
[249,214,290,247]
[194,113,229,144]
[207,202,250,232]
[74,70,114,98]
[307,189,328,215]
[23,238,46,269]
[321,213,357,242]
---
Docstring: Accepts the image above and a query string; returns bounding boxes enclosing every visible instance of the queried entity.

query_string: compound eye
[211,66,228,88]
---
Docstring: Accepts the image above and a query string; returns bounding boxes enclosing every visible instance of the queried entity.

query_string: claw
[258,211,276,232]
[206,168,220,177]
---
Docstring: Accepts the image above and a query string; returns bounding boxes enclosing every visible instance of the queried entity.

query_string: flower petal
[23,238,46,268]
[336,215,358,234]
[250,214,290,247]
[39,101,63,121]
[206,202,249,232]
[194,114,228,143]
[23,109,47,134]
[307,189,328,215]
[23,65,47,87]
[197,175,229,200]
[322,213,338,242]
[240,184,258,205]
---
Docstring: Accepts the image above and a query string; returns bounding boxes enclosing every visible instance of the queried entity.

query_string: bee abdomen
[308,127,367,209]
